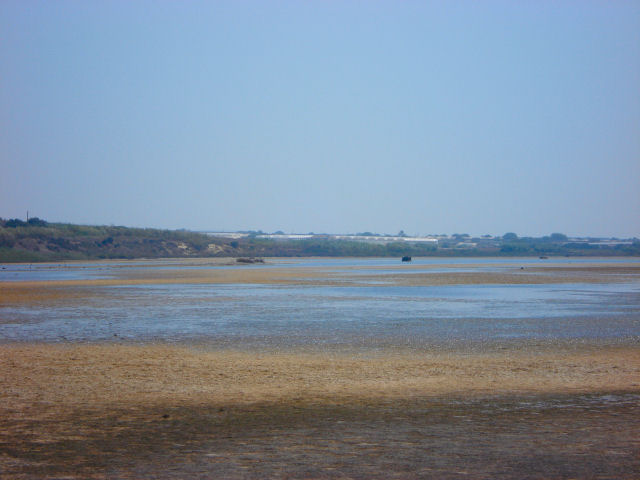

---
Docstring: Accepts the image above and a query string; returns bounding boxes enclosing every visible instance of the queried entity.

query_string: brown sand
[1,343,639,479]
[2,260,639,306]
[2,344,639,408]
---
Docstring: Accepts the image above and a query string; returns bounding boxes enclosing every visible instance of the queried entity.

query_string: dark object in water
[539,256,548,259]
[236,257,265,264]
[402,256,412,262]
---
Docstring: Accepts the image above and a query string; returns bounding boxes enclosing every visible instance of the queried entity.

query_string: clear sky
[1,1,639,237]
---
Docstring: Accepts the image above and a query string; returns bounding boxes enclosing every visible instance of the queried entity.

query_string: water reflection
[1,271,639,344]
[2,256,639,283]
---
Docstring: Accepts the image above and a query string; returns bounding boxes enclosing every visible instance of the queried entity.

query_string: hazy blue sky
[1,1,639,237]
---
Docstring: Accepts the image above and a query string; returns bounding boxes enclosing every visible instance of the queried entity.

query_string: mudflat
[1,258,639,478]
[1,343,639,479]
[1,260,639,304]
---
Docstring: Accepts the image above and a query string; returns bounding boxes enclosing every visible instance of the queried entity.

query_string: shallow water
[2,255,639,283]
[1,258,639,346]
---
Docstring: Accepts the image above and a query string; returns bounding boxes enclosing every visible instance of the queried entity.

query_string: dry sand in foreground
[2,343,639,407]
[1,343,639,479]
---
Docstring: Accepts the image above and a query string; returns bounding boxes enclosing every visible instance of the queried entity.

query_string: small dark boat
[539,256,548,259]
[401,256,412,262]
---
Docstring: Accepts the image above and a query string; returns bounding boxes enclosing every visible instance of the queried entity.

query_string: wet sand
[1,258,639,478]
[3,343,639,407]
[1,260,639,304]
[1,343,639,479]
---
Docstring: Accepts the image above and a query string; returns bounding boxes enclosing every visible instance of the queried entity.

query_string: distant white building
[256,234,314,240]
[203,232,249,239]
[202,232,438,245]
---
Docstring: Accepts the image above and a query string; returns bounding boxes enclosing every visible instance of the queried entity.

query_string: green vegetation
[437,233,640,257]
[0,219,233,262]
[0,220,438,262]
[248,238,438,258]
[0,219,638,262]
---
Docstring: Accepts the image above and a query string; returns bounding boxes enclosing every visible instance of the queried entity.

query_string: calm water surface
[1,258,639,347]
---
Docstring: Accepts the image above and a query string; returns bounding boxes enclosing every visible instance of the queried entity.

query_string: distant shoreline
[1,220,639,262]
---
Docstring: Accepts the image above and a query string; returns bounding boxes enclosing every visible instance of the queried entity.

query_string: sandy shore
[1,343,639,479]
[2,260,639,306]
[2,343,639,407]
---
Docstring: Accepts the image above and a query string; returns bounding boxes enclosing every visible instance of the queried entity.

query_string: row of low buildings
[205,232,439,245]
[203,232,637,249]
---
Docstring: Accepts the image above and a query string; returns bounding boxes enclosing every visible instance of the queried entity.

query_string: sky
[1,1,639,238]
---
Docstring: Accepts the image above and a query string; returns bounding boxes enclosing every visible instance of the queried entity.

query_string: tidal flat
[1,257,639,478]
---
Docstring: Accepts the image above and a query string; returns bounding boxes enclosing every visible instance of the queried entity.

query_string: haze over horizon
[2,1,639,238]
